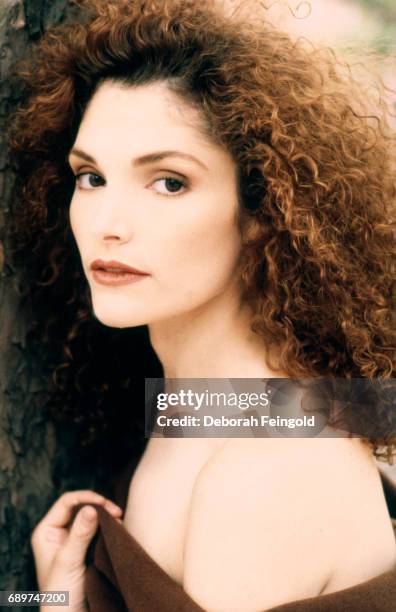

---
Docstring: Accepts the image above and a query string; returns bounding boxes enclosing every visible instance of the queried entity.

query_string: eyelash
[73,172,188,197]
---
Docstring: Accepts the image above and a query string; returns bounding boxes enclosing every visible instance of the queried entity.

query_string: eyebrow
[68,148,209,171]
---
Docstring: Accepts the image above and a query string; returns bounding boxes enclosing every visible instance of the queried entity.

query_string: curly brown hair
[6,0,396,464]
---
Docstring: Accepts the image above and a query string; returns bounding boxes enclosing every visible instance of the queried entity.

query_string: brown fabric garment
[84,456,396,611]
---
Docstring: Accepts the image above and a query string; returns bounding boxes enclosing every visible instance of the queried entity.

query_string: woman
[7,0,396,610]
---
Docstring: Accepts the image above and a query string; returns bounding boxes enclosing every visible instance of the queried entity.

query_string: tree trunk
[0,2,107,607]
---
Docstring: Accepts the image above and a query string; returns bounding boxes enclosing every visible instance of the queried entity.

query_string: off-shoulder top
[83,454,396,611]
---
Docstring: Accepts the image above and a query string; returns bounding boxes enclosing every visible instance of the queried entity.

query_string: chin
[91,304,149,329]
[89,286,151,323]
[94,314,148,329]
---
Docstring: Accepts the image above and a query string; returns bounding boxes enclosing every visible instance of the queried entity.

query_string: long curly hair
[6,0,396,464]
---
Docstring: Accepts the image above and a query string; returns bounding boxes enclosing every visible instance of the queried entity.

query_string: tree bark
[0,2,106,607]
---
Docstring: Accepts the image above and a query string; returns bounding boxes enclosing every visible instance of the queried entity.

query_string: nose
[91,188,134,244]
[103,232,125,243]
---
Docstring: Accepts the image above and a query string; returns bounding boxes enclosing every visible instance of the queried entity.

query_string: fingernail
[83,506,96,521]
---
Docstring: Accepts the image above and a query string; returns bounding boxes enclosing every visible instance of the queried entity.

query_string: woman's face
[68,80,243,328]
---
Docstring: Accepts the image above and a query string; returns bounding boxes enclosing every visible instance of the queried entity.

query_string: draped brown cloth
[83,454,396,611]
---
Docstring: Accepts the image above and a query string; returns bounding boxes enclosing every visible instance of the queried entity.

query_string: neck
[148,289,280,380]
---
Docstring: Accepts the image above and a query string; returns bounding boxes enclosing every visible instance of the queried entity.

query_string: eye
[151,176,188,197]
[75,172,105,190]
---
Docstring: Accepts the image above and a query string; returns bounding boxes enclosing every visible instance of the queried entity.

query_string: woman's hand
[31,490,123,612]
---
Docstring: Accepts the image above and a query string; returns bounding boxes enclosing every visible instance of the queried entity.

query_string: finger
[103,499,124,516]
[38,491,106,529]
[55,505,99,568]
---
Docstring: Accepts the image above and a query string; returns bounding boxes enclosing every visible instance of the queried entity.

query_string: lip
[90,259,150,286]
[92,269,149,286]
[90,259,149,275]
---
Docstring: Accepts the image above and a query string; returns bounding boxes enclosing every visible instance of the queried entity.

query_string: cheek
[157,206,242,299]
[69,197,86,248]
[69,198,78,238]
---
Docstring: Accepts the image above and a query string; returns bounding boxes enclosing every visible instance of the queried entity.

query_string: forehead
[76,80,209,148]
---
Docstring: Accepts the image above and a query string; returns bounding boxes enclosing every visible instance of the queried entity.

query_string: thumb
[57,505,98,569]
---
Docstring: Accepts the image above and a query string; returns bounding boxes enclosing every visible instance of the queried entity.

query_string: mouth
[91,268,150,286]
[91,259,149,274]
[90,259,150,286]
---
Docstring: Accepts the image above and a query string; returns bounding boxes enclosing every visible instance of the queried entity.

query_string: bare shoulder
[182,437,396,611]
